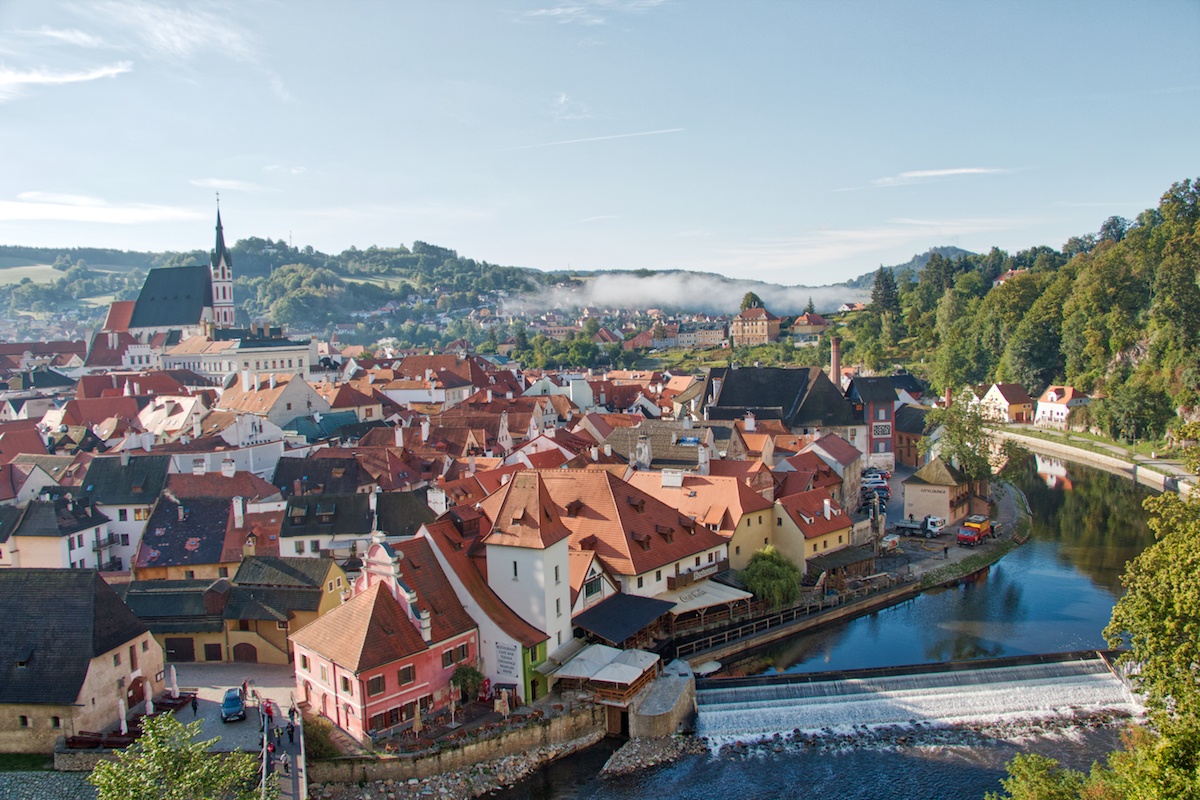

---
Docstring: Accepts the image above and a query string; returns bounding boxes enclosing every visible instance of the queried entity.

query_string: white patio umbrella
[118,698,128,735]
[498,688,509,719]
[169,665,179,699]
[411,702,422,735]
[145,690,153,717]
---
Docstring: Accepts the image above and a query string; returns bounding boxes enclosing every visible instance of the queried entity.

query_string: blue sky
[0,0,1197,286]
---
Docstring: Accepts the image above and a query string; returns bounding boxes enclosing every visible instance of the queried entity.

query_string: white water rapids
[695,659,1139,748]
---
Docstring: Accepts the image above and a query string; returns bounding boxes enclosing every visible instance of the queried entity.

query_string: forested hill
[844,246,974,290]
[842,177,1200,441]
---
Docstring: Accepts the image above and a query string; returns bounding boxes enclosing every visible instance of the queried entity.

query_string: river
[492,456,1156,799]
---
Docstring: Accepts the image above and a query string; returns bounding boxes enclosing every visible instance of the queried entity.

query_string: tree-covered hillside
[840,177,1200,440]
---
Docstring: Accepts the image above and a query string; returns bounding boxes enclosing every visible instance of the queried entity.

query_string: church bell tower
[210,207,236,327]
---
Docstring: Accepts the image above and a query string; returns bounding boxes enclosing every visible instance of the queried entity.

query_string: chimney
[697,446,710,476]
[830,336,842,387]
[293,478,303,497]
[177,504,186,522]
[134,382,141,396]
[313,411,322,424]
[192,458,205,476]
[945,386,952,408]
[120,450,130,467]
[823,498,832,519]
[604,443,612,457]
[233,496,244,529]
[394,426,404,448]
[744,412,756,432]
[683,416,693,430]
[487,389,493,403]
[241,369,251,393]
[505,391,513,400]
[221,457,236,478]
[269,374,276,390]
[108,332,118,350]
[192,417,202,439]
[468,454,476,475]
[418,608,432,643]
[590,446,599,461]
[421,419,430,442]
[141,431,153,452]
[368,489,378,513]
[123,380,132,397]
[243,532,257,557]
[501,473,511,486]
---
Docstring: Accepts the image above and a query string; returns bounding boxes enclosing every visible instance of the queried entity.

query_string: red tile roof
[777,488,851,539]
[479,472,572,550]
[289,583,428,673]
[165,472,279,500]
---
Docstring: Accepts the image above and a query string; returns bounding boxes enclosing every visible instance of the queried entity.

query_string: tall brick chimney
[830,336,842,388]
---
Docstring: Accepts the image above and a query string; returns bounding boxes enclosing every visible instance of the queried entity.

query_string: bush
[303,717,340,760]
[741,545,801,609]
[452,664,484,701]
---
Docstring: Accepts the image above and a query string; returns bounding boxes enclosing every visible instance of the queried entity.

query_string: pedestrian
[266,705,274,729]
[274,725,283,743]
[288,705,296,723]
[190,695,198,716]
[241,679,249,698]
[266,740,275,757]
[287,721,295,743]
[943,545,949,560]
[279,751,291,776]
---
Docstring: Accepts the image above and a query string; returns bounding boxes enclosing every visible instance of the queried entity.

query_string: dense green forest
[839,177,1200,441]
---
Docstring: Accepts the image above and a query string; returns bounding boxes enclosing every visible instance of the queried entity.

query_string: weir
[695,653,1138,746]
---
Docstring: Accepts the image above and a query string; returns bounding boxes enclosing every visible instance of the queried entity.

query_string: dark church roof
[704,366,858,429]
[0,570,148,705]
[128,265,214,329]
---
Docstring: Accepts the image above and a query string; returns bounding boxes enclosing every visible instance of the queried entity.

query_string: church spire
[210,204,235,327]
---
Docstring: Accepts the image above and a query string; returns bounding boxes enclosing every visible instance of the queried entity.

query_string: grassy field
[0,263,61,285]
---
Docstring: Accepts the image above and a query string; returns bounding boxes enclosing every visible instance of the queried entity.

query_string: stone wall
[54,747,119,772]
[306,704,605,785]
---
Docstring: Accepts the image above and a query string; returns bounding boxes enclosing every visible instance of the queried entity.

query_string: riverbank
[307,729,606,800]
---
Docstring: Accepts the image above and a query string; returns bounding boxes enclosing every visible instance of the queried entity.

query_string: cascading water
[695,658,1139,748]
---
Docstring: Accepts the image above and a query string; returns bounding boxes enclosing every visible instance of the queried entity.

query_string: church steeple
[210,205,235,327]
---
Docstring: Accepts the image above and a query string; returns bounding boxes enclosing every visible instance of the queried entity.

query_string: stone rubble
[309,730,605,800]
[600,736,709,777]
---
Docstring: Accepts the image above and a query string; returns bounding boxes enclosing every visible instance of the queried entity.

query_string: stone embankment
[308,730,604,800]
[600,735,708,777]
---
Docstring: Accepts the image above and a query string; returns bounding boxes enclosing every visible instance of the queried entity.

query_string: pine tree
[871,267,899,316]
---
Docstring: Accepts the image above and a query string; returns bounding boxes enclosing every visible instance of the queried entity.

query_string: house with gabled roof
[774,488,857,574]
[902,456,971,524]
[82,453,172,572]
[290,534,478,742]
[800,433,863,506]
[728,306,781,347]
[979,383,1034,424]
[217,372,331,428]
[420,516,550,704]
[0,497,110,570]
[0,569,164,753]
[845,376,900,470]
[1035,385,1089,429]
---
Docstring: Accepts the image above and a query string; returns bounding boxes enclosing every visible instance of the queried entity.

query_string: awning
[573,593,674,645]
[552,643,622,681]
[552,644,659,686]
[655,579,753,615]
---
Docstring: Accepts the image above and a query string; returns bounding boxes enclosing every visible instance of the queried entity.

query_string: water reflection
[731,457,1156,675]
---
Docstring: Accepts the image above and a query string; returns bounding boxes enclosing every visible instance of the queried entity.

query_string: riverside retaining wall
[306,704,606,785]
[993,430,1193,498]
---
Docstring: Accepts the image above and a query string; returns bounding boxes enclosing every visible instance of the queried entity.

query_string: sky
[0,0,1197,288]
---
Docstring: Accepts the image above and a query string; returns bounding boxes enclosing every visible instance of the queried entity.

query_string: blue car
[221,688,246,722]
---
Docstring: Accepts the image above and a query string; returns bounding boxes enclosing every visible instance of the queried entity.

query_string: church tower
[210,209,236,327]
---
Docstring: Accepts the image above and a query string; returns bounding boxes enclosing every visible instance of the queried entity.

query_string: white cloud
[0,61,132,102]
[264,165,307,175]
[188,178,267,192]
[0,193,203,224]
[22,27,106,47]
[871,167,1009,188]
[523,0,668,26]
[87,0,256,62]
[503,127,684,151]
[551,91,591,121]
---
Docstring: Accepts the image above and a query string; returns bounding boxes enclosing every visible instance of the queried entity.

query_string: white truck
[893,515,944,539]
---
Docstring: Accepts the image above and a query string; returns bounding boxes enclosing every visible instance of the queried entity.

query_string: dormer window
[565,499,583,518]
[632,531,651,551]
[626,497,645,513]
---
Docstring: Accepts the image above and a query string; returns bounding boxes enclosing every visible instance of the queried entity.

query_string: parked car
[221,688,246,722]
[880,533,901,553]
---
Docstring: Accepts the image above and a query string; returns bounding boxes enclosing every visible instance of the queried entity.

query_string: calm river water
[493,456,1156,800]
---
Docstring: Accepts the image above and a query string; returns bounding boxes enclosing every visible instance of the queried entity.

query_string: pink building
[289,534,477,743]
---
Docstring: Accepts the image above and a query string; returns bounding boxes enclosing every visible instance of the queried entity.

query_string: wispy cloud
[0,61,132,102]
[870,167,1009,188]
[264,165,307,175]
[188,178,268,192]
[551,91,592,121]
[677,228,709,238]
[20,27,105,47]
[575,214,620,224]
[87,0,256,62]
[503,127,683,151]
[0,192,203,224]
[523,0,668,26]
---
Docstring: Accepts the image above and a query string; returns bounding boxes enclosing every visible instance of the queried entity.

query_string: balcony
[92,533,121,552]
[666,558,729,591]
[98,556,123,572]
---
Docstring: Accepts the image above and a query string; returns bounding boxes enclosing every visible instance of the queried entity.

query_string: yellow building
[772,488,853,571]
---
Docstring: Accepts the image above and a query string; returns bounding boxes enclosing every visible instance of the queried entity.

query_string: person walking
[274,725,283,743]
[279,751,291,776]
[190,695,198,716]
[288,705,297,723]
[286,721,295,743]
